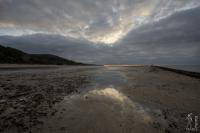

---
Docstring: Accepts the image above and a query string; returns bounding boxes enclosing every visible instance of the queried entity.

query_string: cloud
[123,7,200,44]
[0,0,200,44]
[0,1,200,65]
[1,6,200,65]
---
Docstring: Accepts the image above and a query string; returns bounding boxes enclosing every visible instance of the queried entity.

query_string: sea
[164,65,200,73]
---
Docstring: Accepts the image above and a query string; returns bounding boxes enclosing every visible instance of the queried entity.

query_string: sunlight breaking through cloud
[0,0,200,45]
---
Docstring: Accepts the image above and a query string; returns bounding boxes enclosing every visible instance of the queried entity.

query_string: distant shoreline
[0,64,199,79]
[0,64,94,70]
[153,65,200,79]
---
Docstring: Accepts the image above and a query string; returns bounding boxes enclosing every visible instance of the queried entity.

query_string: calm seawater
[165,65,200,73]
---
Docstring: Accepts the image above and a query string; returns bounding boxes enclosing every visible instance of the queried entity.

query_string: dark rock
[152,122,161,129]
[165,129,171,133]
[32,94,45,104]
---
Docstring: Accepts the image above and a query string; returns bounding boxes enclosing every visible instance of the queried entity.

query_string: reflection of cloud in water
[83,88,152,123]
[49,87,156,133]
[89,88,126,102]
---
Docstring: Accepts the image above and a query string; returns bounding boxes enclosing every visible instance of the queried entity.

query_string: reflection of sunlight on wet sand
[83,87,152,123]
[89,88,126,102]
[41,88,156,133]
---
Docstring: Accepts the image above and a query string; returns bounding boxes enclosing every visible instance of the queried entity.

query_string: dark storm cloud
[118,6,200,64]
[123,7,200,44]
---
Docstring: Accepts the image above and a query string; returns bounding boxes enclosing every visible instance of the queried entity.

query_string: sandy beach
[0,65,199,133]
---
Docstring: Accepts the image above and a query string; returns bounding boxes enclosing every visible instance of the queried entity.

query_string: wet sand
[0,65,200,133]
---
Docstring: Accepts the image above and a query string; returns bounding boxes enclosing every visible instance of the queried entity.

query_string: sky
[0,0,200,64]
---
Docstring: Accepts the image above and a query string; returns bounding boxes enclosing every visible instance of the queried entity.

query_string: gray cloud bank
[0,6,200,65]
[0,0,200,44]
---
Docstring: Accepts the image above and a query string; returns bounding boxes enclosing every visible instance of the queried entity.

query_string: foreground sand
[0,66,199,133]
